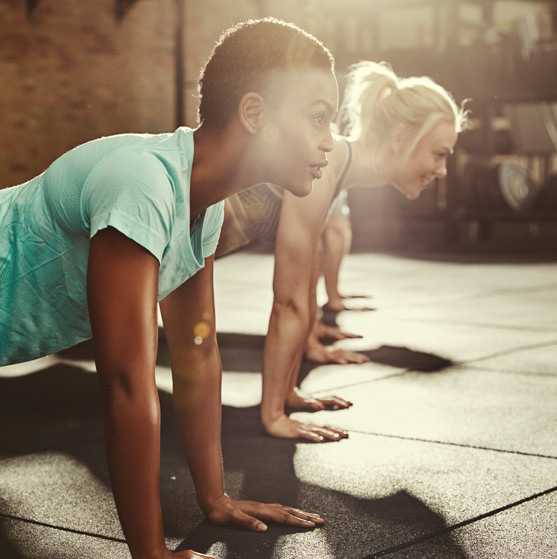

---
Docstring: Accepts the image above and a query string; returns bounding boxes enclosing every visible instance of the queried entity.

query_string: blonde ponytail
[339,61,399,141]
[340,61,468,159]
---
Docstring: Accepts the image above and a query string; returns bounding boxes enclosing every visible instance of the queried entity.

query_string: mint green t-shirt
[0,127,224,365]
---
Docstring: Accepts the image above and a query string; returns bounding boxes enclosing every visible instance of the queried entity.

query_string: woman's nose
[320,128,334,153]
[436,162,447,178]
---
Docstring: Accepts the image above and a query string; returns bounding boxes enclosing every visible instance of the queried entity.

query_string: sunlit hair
[339,61,468,159]
[198,18,334,128]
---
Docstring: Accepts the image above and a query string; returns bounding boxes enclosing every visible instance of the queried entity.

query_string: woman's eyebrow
[310,100,337,119]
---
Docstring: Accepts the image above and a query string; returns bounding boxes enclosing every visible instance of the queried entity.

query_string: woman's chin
[285,179,313,198]
[395,182,421,200]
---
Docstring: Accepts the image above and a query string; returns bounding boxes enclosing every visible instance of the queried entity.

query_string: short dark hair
[198,18,334,128]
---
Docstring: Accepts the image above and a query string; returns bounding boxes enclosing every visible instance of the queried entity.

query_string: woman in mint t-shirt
[0,19,338,559]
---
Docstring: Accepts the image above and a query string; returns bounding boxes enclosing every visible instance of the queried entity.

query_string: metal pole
[175,0,185,127]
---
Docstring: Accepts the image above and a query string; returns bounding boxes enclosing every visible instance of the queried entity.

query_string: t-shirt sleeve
[81,150,175,263]
[202,201,225,258]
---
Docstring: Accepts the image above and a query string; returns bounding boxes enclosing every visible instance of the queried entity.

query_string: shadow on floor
[360,345,454,373]
[56,332,268,372]
[0,365,467,558]
[177,406,468,558]
[58,332,453,377]
[0,519,26,559]
[298,344,454,385]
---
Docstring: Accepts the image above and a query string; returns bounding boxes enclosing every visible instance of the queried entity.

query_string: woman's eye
[312,113,327,126]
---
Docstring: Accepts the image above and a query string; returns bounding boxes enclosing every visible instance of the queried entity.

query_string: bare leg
[322,214,352,312]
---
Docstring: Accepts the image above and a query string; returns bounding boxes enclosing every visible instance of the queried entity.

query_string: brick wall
[0,0,175,187]
[1,0,543,188]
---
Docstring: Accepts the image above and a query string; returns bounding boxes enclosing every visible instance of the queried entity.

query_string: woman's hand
[167,551,215,559]
[305,342,369,365]
[204,495,325,532]
[264,414,348,442]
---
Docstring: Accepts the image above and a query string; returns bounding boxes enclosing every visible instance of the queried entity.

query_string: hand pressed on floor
[206,494,325,532]
[305,342,369,365]
[264,414,349,443]
[169,550,216,558]
[323,300,376,313]
[315,322,363,341]
[286,387,352,412]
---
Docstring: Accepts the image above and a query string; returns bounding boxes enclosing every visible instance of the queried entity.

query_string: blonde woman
[260,61,469,441]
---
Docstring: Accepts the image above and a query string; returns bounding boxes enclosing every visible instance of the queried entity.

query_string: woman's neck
[189,123,261,216]
[342,137,391,189]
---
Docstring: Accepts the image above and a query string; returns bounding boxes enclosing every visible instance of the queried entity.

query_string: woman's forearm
[261,300,310,425]
[171,343,225,511]
[101,377,166,559]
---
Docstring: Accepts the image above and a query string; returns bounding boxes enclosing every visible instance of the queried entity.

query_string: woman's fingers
[283,506,326,525]
[316,395,353,410]
[334,349,369,364]
[299,423,348,442]
[298,427,327,442]
[241,502,323,529]
[172,550,216,558]
[339,330,364,339]
[230,507,269,532]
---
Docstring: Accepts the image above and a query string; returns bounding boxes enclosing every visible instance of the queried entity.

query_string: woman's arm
[159,256,224,512]
[88,227,166,559]
[261,176,348,442]
[160,256,323,531]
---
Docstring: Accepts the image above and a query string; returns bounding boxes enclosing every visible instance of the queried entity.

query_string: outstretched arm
[160,256,323,532]
[261,175,349,442]
[160,256,224,513]
[88,228,171,559]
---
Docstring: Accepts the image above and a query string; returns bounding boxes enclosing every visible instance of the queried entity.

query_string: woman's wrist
[198,491,229,514]
[132,546,167,559]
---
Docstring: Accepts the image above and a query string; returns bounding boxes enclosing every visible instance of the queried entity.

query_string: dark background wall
[2,0,555,252]
[0,0,175,188]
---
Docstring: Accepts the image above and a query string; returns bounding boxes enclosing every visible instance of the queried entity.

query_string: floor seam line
[311,370,416,394]
[276,360,555,394]
[345,429,557,460]
[0,513,126,545]
[462,363,557,379]
[363,485,557,558]
[461,338,557,366]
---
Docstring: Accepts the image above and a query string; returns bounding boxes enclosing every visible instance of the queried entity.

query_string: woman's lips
[309,161,328,180]
[310,166,323,179]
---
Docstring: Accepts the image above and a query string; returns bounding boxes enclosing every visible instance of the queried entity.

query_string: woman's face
[255,67,339,197]
[390,120,458,200]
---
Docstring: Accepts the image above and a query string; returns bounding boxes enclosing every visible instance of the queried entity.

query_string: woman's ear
[391,123,408,155]
[238,92,265,135]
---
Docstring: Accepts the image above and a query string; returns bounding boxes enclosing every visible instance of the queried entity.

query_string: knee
[324,217,348,246]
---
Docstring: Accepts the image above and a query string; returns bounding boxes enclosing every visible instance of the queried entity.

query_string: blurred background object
[2,0,557,252]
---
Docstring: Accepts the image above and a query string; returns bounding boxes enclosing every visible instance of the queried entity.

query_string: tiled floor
[1,251,556,558]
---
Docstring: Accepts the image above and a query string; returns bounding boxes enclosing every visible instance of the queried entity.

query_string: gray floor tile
[293,366,557,457]
[384,490,557,559]
[2,251,557,559]
[0,517,131,559]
